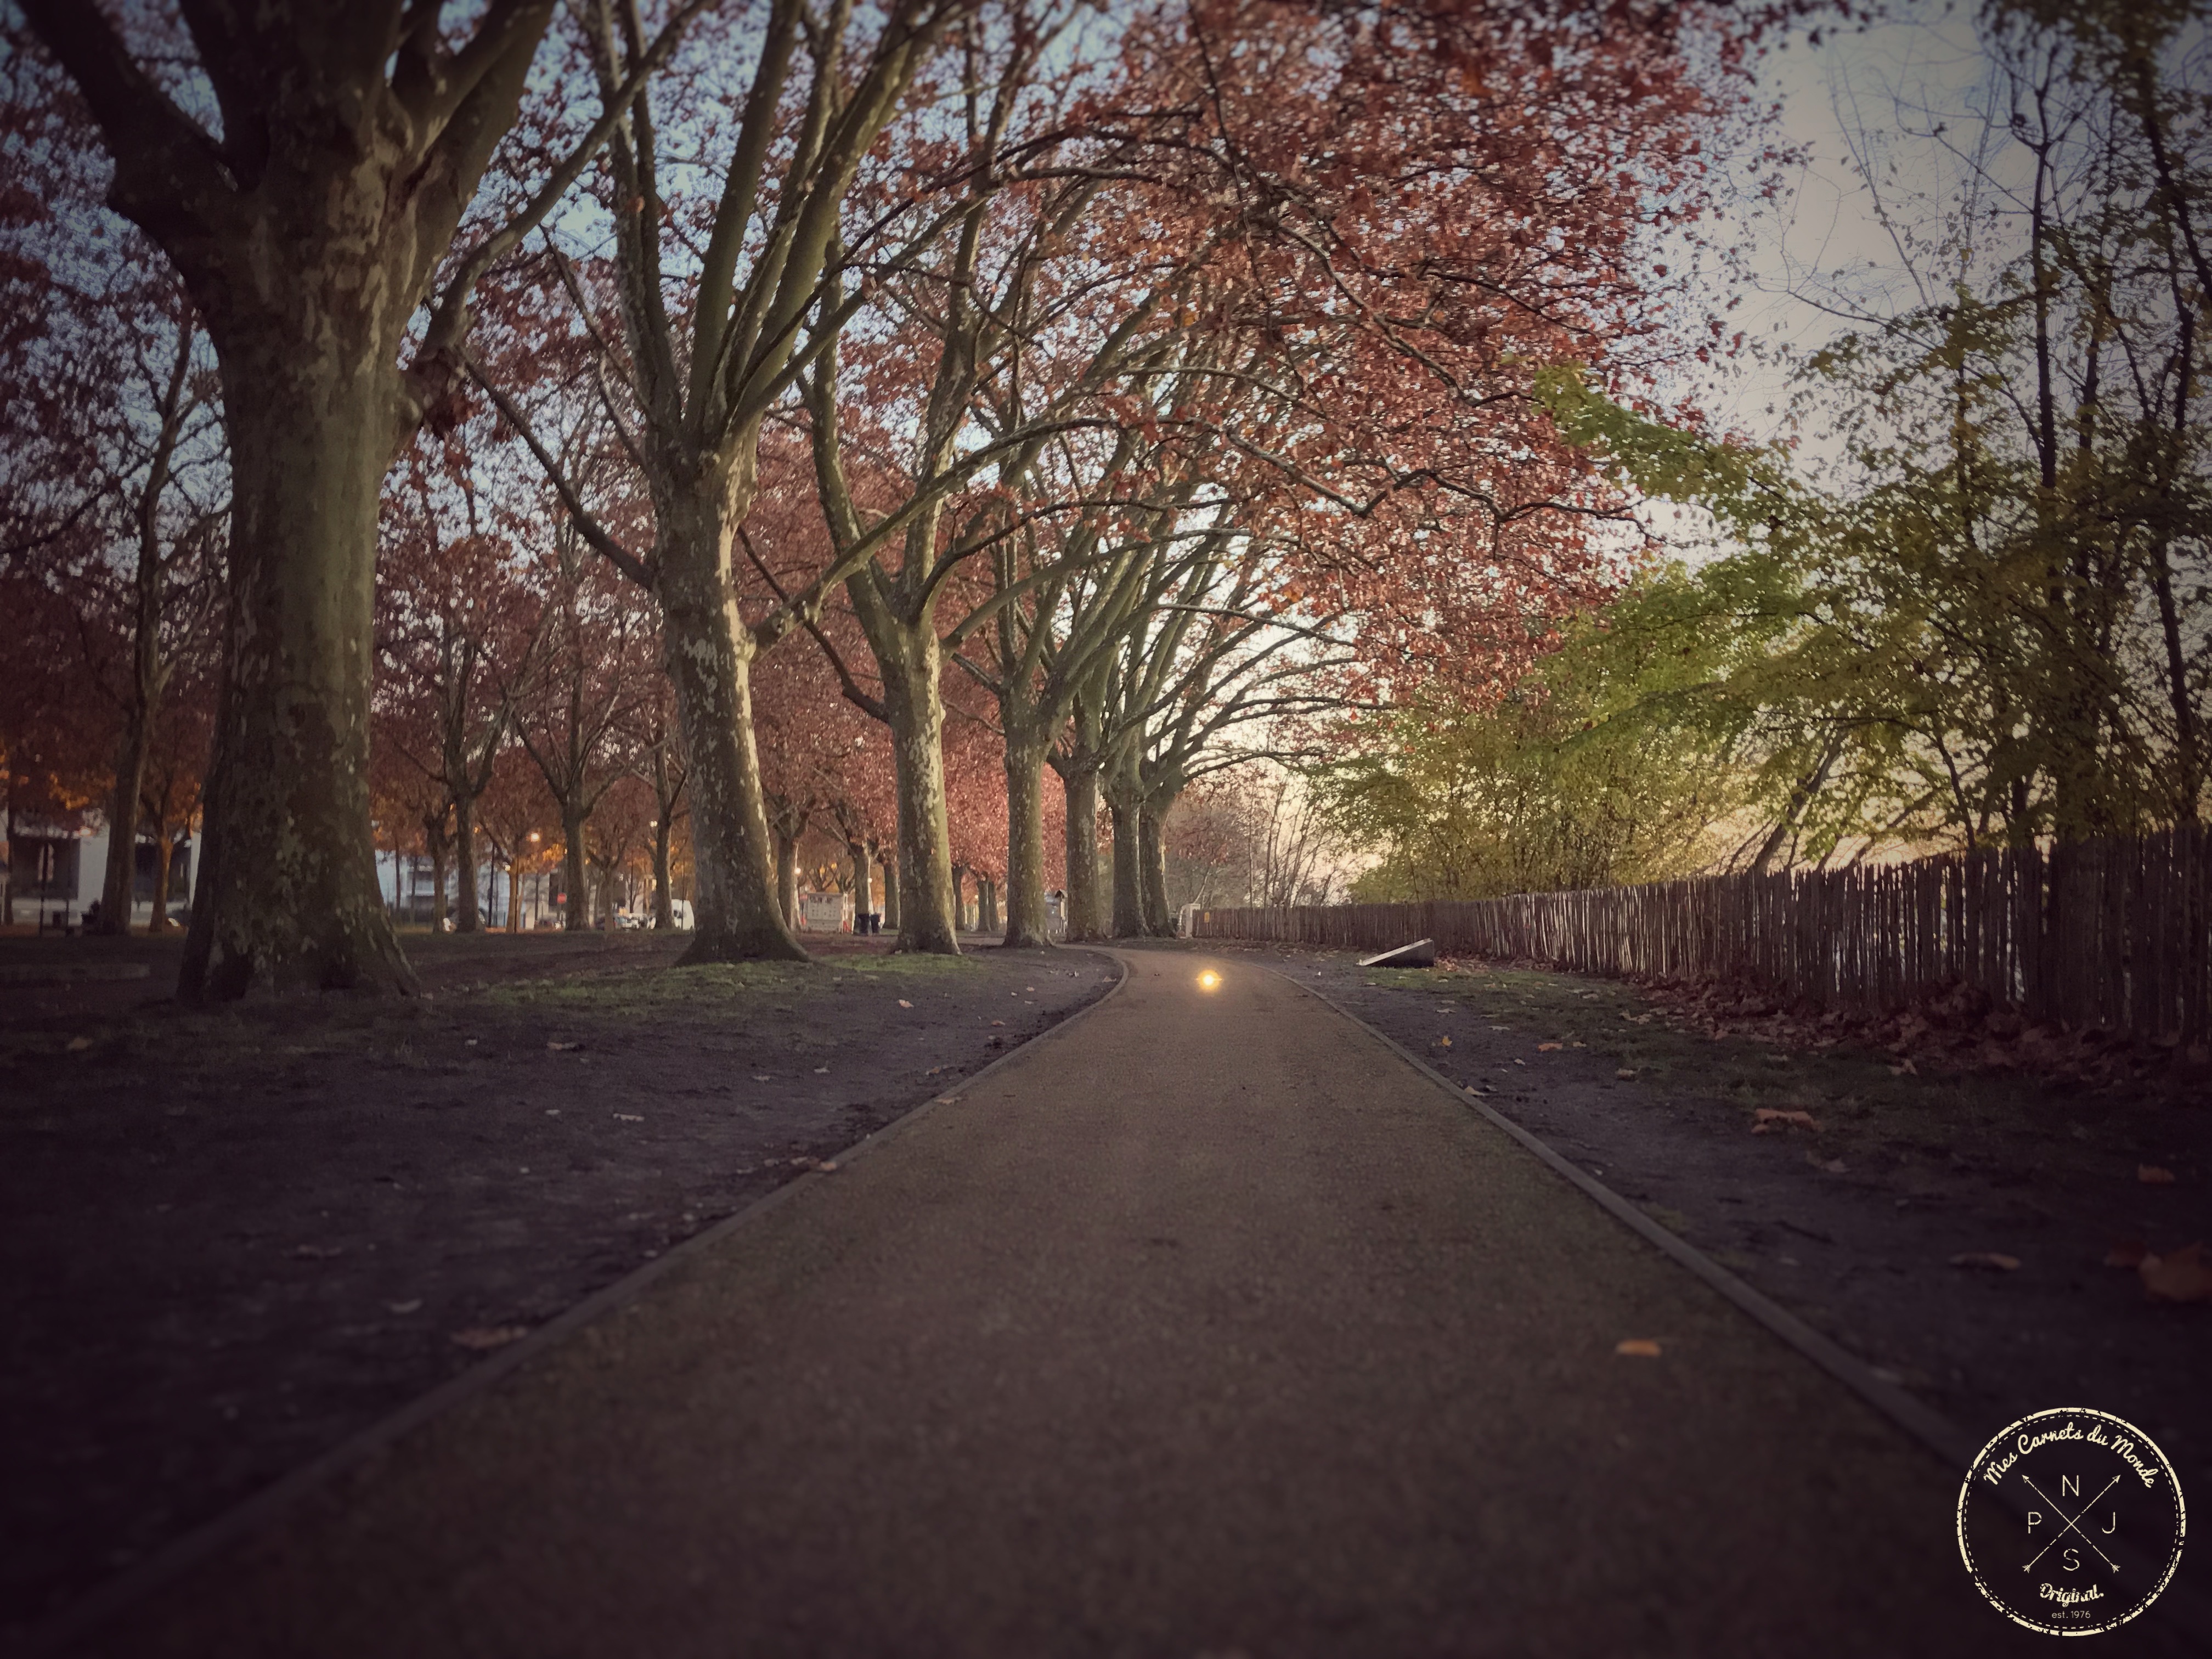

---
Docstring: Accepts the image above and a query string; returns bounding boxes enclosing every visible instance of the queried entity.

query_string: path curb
[22,949,1130,1658]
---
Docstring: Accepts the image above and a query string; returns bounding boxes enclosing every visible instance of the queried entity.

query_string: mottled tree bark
[183,337,416,997]
[1139,805,1172,935]
[1001,733,1050,947]
[1055,759,1102,942]
[1108,798,1146,938]
[656,499,806,963]
[877,639,960,952]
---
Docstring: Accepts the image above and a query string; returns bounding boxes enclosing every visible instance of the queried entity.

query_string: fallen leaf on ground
[751,1075,771,1082]
[1616,1068,1638,1080]
[1513,1058,1526,1066]
[1751,1108,1820,1133]
[450,1325,530,1351]
[2105,1239,2148,1268]
[1805,1153,1848,1175]
[991,1020,1005,1027]
[546,1040,580,1052]
[2140,1243,2212,1303]
[935,1095,962,1104]
[812,1066,828,1074]
[1888,1057,1918,1076]
[1615,1339,1662,1357]
[385,1299,423,1315]
[898,999,913,1009]
[1537,1042,1563,1052]
[612,1112,644,1122]
[1949,1251,2021,1271]
[65,1036,92,1052]
[1434,1035,1451,1048]
[2139,1164,2177,1185]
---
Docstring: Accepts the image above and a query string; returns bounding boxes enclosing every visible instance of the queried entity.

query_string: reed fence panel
[1189,827,2212,1044]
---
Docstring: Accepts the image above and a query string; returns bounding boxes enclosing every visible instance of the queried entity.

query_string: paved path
[95,952,2089,1656]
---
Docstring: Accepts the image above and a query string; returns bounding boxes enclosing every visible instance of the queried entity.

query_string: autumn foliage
[4,0,1781,972]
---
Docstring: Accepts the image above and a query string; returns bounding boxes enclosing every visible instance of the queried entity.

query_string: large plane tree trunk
[20,2,567,998]
[877,635,961,953]
[1108,797,1146,938]
[1140,803,1173,936]
[1002,731,1051,947]
[1056,759,1102,943]
[183,331,415,998]
[654,499,806,963]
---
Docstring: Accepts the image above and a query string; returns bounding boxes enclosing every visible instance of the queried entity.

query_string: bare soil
[0,928,1115,1637]
[1177,938,2211,1600]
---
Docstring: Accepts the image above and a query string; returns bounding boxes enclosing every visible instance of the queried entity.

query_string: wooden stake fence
[1192,826,2212,1045]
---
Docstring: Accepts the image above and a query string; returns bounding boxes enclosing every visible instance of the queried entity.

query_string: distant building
[3,819,195,930]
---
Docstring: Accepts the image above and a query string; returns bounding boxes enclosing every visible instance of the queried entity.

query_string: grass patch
[484,950,984,1012]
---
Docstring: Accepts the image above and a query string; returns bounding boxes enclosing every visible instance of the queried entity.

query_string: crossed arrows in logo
[2020,1473,2123,1575]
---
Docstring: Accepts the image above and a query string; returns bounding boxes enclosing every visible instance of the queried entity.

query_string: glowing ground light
[1197,970,1222,991]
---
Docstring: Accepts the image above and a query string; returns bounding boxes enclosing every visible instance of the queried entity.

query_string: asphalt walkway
[92,951,2076,1656]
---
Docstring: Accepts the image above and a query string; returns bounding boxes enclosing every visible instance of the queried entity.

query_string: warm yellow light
[1197,970,1221,991]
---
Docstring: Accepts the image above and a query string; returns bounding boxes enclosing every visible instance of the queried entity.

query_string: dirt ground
[1178,940,2211,1596]
[0,928,1116,1638]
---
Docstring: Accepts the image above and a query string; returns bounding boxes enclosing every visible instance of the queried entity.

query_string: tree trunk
[426,815,449,932]
[655,504,806,963]
[562,808,588,932]
[1140,805,1172,936]
[1058,761,1102,942]
[452,793,482,932]
[1109,798,1145,938]
[652,817,674,928]
[951,865,969,933]
[978,874,999,936]
[508,865,523,933]
[776,831,799,929]
[97,715,150,935]
[146,816,174,935]
[181,336,415,999]
[847,840,872,920]
[1002,735,1050,947]
[878,638,960,953]
[880,848,900,933]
